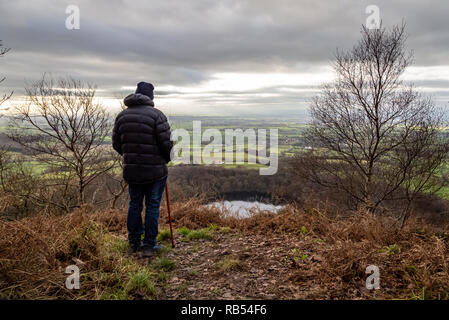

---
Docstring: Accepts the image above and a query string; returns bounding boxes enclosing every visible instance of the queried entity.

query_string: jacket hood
[123,93,155,107]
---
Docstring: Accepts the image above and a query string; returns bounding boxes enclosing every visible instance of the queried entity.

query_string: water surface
[205,200,285,219]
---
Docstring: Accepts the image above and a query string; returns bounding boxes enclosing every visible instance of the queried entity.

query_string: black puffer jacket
[112,93,173,184]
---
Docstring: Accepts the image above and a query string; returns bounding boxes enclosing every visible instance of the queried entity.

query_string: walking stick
[165,183,175,248]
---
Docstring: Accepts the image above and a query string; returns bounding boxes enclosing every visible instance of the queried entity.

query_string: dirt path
[151,230,369,300]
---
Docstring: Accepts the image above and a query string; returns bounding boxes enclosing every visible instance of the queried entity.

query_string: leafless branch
[7,74,115,206]
[292,24,449,226]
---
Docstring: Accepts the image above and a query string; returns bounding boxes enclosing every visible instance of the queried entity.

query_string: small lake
[205,200,285,219]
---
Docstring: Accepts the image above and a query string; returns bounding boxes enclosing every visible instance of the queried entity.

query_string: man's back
[112,92,173,184]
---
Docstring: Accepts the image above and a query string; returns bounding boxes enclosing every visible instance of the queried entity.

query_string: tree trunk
[400,201,412,229]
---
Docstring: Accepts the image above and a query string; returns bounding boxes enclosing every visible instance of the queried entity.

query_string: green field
[8,115,449,202]
[1,117,306,177]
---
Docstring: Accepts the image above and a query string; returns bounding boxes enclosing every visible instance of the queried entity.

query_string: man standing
[112,82,173,257]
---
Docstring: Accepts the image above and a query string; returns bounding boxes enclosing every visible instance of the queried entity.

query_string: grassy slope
[1,200,449,300]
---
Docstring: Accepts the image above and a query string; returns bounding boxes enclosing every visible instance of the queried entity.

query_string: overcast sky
[1,0,449,117]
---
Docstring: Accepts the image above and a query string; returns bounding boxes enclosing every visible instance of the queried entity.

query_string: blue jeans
[127,176,167,247]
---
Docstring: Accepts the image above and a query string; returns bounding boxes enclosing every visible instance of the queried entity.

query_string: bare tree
[0,150,46,218]
[102,150,127,209]
[0,40,12,109]
[7,75,116,208]
[293,24,449,225]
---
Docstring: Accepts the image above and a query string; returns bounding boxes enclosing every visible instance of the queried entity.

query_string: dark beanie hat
[135,82,154,100]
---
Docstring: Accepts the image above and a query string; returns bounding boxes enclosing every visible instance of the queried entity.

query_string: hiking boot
[142,246,155,258]
[128,242,142,254]
[152,243,164,253]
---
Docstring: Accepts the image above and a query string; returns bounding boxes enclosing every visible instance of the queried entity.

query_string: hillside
[1,199,448,300]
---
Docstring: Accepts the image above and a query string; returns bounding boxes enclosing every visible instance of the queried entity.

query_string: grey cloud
[0,0,448,113]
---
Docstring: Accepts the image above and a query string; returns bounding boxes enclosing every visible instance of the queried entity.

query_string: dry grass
[168,200,449,299]
[1,200,449,299]
[0,206,132,299]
